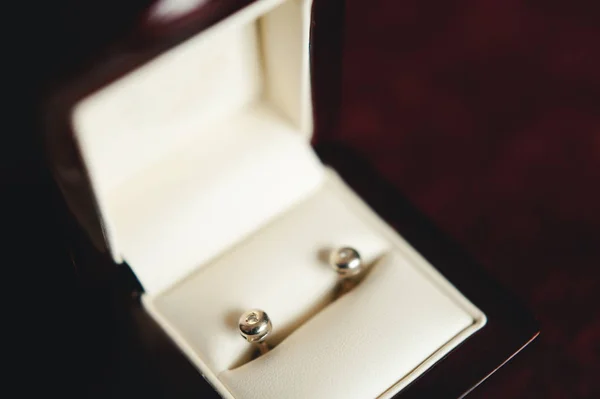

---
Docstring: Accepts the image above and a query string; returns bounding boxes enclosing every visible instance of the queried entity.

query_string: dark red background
[337,1,600,397]
[5,0,600,397]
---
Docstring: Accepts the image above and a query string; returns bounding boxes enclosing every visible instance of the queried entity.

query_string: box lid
[44,0,345,294]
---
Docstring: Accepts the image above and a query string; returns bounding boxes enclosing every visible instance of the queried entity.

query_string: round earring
[238,309,272,355]
[329,247,362,277]
[329,247,363,295]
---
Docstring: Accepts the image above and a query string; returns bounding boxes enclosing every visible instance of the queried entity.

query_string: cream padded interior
[104,107,322,294]
[144,170,486,399]
[220,252,472,399]
[71,0,315,293]
[147,170,392,373]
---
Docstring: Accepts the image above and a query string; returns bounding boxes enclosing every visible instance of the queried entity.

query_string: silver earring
[329,247,363,294]
[238,309,272,355]
[329,247,362,277]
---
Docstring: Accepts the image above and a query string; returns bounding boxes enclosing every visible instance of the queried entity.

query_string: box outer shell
[39,1,538,397]
[43,0,345,258]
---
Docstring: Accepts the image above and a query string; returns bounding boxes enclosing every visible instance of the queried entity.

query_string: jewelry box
[42,0,539,397]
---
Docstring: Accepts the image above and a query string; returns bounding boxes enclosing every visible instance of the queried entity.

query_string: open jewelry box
[43,0,539,397]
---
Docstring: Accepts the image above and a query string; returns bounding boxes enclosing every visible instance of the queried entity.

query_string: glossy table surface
[5,0,600,398]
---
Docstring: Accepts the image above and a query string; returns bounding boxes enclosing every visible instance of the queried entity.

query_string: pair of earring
[238,247,363,355]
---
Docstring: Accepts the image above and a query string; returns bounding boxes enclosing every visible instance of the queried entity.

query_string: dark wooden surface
[5,0,600,398]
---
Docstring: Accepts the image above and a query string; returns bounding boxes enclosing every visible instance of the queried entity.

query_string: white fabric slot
[71,0,316,294]
[219,252,474,399]
[147,172,392,373]
[143,170,486,398]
